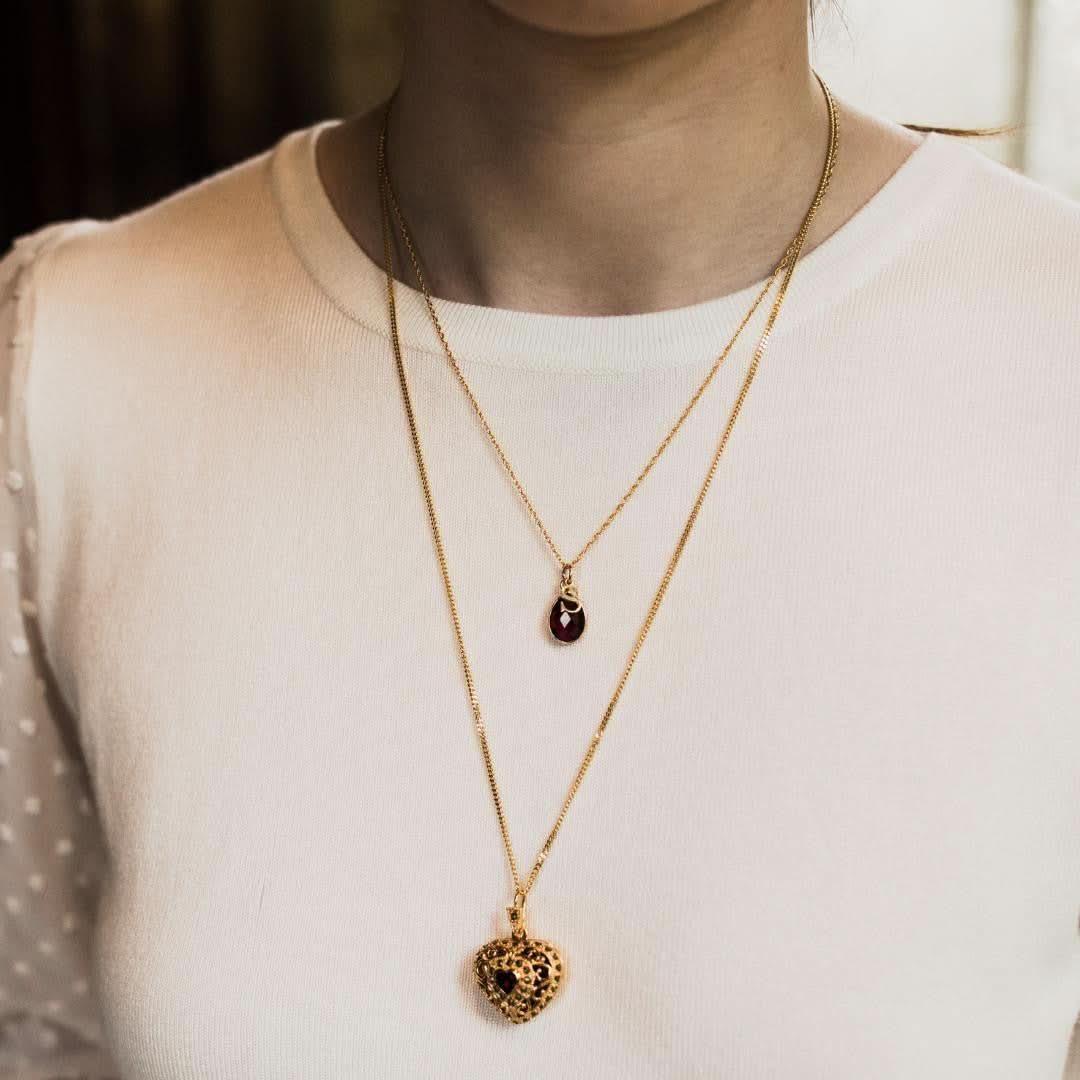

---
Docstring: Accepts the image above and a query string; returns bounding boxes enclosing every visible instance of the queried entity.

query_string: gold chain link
[377,72,838,914]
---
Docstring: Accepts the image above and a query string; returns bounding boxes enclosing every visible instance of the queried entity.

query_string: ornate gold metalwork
[474,897,565,1023]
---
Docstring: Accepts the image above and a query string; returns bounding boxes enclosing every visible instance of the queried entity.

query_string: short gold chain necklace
[378,92,820,644]
[378,74,838,1023]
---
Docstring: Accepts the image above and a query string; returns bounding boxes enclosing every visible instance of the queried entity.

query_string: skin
[318,0,925,316]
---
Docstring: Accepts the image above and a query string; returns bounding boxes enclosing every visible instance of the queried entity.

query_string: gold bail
[558,564,582,612]
[507,889,528,941]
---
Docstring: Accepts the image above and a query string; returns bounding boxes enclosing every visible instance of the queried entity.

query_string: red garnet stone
[549,597,586,643]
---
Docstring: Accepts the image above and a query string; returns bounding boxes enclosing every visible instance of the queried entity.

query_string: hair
[808,0,1020,141]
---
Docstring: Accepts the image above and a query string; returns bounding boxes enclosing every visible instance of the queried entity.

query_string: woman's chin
[480,0,728,38]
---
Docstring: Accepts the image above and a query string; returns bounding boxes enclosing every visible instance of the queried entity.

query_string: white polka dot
[5,469,24,493]
[23,795,41,815]
[12,960,31,977]
[19,597,37,618]
[27,873,46,893]
[37,1026,59,1049]
[61,912,78,933]
[18,716,36,736]
[71,977,89,995]
[51,756,68,776]
[55,836,74,856]
[0,823,13,844]
[5,895,22,915]
[45,999,64,1014]
[9,635,29,657]
[1,549,16,572]
[78,796,92,816]
[37,939,55,956]
[0,747,9,766]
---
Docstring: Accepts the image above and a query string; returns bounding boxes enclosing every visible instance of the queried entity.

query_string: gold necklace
[377,74,838,1023]
[379,105,801,645]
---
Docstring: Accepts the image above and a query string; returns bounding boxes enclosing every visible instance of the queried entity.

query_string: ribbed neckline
[270,117,978,373]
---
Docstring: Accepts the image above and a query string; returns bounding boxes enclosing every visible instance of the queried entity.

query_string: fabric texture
[1,116,1079,1079]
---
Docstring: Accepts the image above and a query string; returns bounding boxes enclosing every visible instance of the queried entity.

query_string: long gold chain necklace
[379,96,811,645]
[378,75,838,1023]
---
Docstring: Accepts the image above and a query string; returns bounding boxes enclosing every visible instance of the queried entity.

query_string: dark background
[2,0,403,251]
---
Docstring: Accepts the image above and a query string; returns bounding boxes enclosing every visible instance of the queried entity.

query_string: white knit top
[1,118,1079,1080]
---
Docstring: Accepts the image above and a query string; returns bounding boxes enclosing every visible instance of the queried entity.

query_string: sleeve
[0,230,120,1079]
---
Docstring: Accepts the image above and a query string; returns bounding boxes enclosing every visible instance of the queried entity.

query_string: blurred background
[4,0,1079,251]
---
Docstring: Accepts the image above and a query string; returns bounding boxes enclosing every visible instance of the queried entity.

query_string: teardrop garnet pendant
[548,565,586,644]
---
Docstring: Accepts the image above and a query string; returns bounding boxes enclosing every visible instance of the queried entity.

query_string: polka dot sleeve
[0,231,119,1079]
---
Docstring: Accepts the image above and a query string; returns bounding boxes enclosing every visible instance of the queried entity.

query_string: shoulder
[848,132,1080,363]
[0,120,332,564]
[0,122,333,432]
[2,120,351,362]
[11,130,296,321]
[936,137,1080,301]
[0,128,325,709]
[913,140,1080,445]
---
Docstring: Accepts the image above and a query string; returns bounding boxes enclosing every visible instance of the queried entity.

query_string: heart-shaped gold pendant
[474,932,565,1024]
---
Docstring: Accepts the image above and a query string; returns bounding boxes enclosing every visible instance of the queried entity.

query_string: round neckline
[269,117,975,374]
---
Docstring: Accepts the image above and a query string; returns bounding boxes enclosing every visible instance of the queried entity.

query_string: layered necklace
[376,72,839,1022]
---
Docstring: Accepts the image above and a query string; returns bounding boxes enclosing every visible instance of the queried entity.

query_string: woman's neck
[318,0,923,316]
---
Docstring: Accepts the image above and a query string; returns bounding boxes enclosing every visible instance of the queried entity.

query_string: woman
[2,1,1078,1076]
